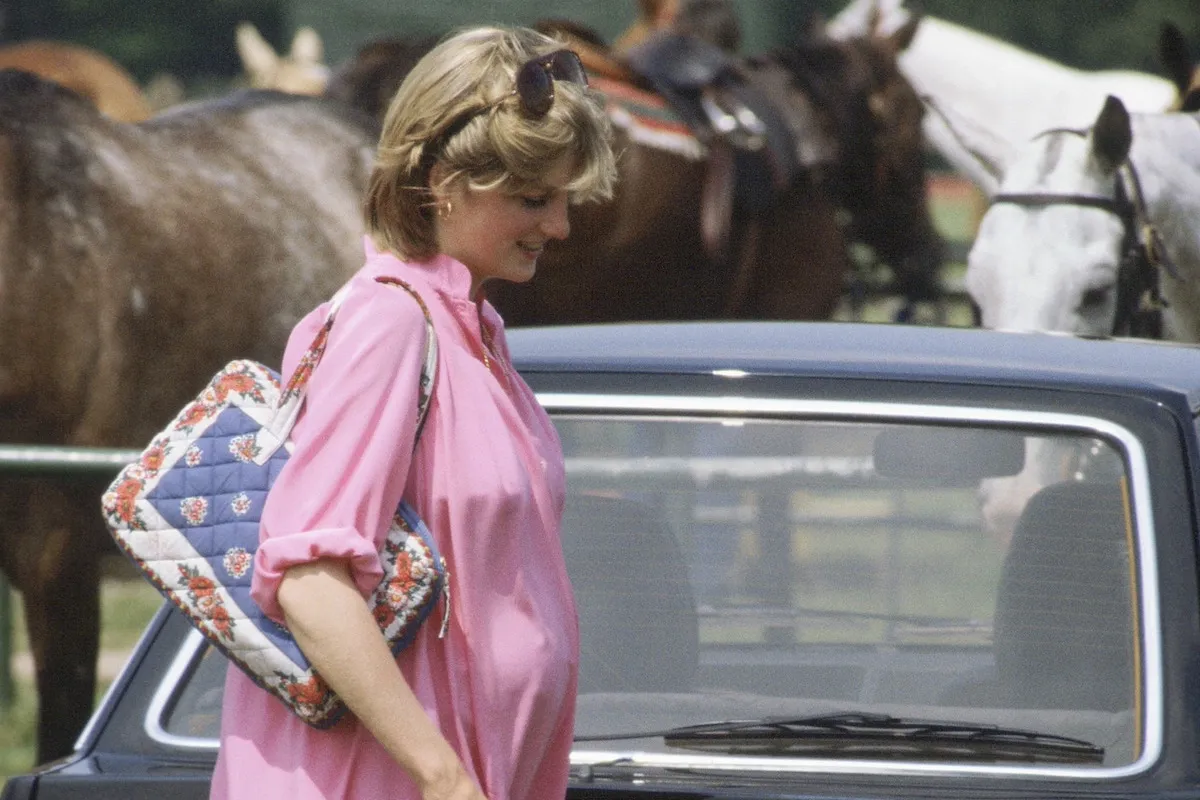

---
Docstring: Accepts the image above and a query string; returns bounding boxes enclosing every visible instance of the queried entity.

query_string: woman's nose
[541,195,570,241]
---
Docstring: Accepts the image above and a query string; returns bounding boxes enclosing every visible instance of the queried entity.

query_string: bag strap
[255,277,438,459]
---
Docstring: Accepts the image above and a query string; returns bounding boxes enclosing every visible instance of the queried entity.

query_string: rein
[989,128,1178,339]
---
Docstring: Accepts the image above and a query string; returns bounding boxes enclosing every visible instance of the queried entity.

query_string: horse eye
[1079,287,1109,311]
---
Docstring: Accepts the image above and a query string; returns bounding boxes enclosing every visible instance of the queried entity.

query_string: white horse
[965,96,1200,538]
[966,98,1200,339]
[829,0,1178,194]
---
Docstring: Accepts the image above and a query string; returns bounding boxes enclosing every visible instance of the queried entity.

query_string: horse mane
[324,35,439,121]
[0,67,106,126]
[146,87,379,140]
[533,18,610,49]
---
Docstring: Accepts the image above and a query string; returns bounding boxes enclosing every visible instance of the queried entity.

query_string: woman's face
[435,158,575,301]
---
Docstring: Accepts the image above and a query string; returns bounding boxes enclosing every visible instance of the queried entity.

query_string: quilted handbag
[101,276,447,728]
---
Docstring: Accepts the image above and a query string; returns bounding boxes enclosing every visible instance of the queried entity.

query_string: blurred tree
[803,0,1198,75]
[2,1,1196,89]
[854,0,1200,74]
[1,0,284,87]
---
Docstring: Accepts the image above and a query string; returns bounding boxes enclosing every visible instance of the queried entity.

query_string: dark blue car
[6,320,1200,798]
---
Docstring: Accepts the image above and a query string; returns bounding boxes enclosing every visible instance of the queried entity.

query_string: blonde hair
[364,25,618,261]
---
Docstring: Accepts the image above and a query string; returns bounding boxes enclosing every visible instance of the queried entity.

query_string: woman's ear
[428,162,451,196]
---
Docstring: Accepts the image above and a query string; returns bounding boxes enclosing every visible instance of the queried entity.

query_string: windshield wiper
[575,712,1104,764]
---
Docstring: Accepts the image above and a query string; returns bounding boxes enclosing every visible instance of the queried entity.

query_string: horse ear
[801,9,828,41]
[236,22,279,83]
[290,26,325,66]
[1091,95,1132,171]
[888,11,922,52]
[1183,86,1200,113]
[1157,22,1193,95]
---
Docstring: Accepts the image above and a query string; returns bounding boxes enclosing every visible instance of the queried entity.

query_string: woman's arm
[278,559,487,800]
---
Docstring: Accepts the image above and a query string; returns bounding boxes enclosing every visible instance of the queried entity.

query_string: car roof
[508,321,1200,412]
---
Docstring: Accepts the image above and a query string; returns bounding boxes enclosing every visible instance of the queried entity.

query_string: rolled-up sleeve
[251,279,430,624]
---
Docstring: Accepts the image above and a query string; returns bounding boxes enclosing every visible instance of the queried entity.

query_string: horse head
[772,12,945,303]
[324,35,439,121]
[1158,21,1200,112]
[966,97,1138,337]
[236,22,331,95]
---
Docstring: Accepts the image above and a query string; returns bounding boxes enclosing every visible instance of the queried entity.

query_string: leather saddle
[621,31,828,263]
[554,21,834,266]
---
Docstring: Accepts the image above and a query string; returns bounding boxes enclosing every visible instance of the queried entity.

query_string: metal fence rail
[0,444,140,710]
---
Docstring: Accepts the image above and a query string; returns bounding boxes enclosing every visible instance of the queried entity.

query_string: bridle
[989,127,1179,339]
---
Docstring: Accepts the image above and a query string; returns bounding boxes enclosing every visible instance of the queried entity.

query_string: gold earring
[436,199,453,219]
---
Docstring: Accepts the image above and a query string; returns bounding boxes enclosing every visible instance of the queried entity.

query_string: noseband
[989,127,1178,339]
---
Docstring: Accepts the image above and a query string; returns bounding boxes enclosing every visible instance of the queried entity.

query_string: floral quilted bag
[101,276,447,728]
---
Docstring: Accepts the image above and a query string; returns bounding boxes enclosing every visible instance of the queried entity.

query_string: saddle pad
[591,74,705,160]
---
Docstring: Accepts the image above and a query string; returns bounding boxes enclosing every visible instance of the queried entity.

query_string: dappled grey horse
[0,69,378,763]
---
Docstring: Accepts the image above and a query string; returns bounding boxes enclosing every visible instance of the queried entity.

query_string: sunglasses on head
[513,49,588,117]
[426,49,589,164]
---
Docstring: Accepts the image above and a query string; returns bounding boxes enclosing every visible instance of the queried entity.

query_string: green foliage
[5,0,1198,89]
[806,0,1200,73]
[0,686,37,785]
[2,0,285,83]
[913,0,1200,73]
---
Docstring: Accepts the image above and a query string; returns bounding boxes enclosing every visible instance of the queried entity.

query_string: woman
[210,25,616,800]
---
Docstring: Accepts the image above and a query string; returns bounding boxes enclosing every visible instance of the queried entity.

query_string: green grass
[0,568,162,783]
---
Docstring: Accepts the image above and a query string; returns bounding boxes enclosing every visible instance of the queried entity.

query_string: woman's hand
[416,756,489,800]
[278,559,488,799]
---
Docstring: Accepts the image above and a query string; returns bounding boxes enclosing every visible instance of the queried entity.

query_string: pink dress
[210,242,578,800]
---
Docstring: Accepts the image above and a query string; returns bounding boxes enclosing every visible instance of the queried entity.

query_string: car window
[152,407,1147,774]
[555,413,1141,770]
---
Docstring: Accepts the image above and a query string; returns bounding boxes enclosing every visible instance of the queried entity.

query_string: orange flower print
[228,434,261,464]
[113,489,139,521]
[223,546,252,577]
[209,605,233,640]
[286,675,328,708]
[188,575,215,597]
[214,371,258,402]
[176,402,211,430]
[373,604,396,630]
[105,476,146,526]
[141,446,166,474]
[387,573,416,605]
[180,496,209,526]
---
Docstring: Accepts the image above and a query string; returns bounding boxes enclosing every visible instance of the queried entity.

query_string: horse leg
[0,481,107,764]
[24,557,100,763]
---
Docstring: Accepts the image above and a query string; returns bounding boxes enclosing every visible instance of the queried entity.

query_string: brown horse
[324,17,943,324]
[0,39,152,122]
[0,69,378,763]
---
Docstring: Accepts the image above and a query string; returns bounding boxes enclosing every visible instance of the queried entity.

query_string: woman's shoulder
[342,261,437,331]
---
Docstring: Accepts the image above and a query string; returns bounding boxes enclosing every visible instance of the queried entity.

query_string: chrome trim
[74,607,159,752]
[138,392,1165,778]
[144,628,220,750]
[541,392,1164,781]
